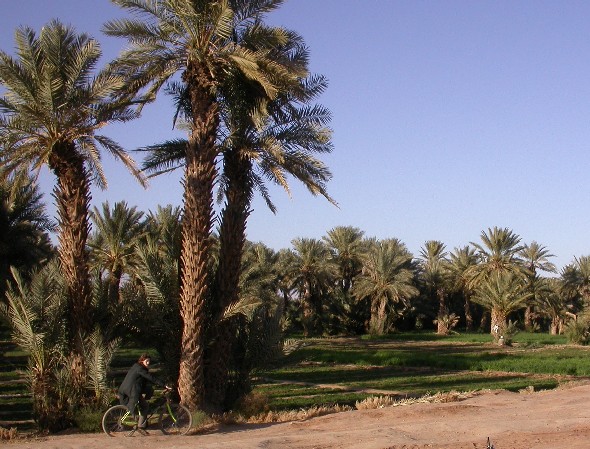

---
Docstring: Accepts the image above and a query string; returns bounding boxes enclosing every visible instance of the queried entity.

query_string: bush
[565,320,590,345]
[74,407,103,433]
[0,426,18,440]
[233,391,270,418]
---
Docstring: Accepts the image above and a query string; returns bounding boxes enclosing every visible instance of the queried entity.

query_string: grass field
[1,330,589,431]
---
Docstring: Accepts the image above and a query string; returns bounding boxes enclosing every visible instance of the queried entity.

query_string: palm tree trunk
[177,70,219,411]
[302,283,314,337]
[436,288,448,335]
[108,265,123,304]
[205,150,252,411]
[51,145,93,388]
[490,308,506,343]
[464,295,474,331]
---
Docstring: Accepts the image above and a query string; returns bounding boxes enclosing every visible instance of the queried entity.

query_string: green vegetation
[3,0,590,437]
[2,331,590,431]
[251,333,586,412]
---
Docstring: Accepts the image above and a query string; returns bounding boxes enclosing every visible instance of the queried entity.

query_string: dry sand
[7,382,590,449]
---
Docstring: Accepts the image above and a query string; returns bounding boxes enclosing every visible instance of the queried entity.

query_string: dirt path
[7,381,590,449]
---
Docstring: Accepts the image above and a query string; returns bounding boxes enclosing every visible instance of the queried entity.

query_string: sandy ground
[6,382,590,449]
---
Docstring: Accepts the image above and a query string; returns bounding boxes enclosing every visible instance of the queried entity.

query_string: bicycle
[102,388,192,437]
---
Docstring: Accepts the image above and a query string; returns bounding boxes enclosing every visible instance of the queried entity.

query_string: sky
[2,0,590,272]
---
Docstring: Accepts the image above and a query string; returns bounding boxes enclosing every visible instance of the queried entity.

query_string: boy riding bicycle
[118,353,170,430]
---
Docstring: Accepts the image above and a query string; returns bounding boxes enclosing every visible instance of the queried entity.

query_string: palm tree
[467,227,526,333]
[448,246,478,331]
[561,256,590,310]
[89,201,146,304]
[518,241,556,330]
[352,239,418,335]
[0,21,144,380]
[0,170,54,302]
[472,272,531,343]
[534,277,565,334]
[289,238,337,336]
[418,240,450,334]
[323,226,365,293]
[105,0,300,410]
[467,227,526,285]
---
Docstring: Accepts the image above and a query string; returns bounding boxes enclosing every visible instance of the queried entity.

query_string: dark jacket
[118,362,164,411]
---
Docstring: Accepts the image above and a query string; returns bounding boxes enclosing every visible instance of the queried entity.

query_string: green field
[1,331,589,431]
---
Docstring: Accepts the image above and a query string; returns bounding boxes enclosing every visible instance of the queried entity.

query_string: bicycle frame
[103,389,192,437]
[123,393,178,426]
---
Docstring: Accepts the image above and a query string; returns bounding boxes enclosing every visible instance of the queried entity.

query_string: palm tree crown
[0,20,144,363]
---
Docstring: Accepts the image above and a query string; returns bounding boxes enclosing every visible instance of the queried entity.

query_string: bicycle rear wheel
[158,403,192,435]
[102,405,134,437]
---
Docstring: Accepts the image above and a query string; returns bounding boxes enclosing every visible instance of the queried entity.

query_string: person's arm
[138,369,165,388]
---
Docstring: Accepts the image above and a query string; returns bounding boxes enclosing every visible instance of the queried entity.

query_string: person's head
[138,353,151,368]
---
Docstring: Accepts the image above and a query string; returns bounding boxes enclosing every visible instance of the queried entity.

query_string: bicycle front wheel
[158,403,192,435]
[102,405,134,437]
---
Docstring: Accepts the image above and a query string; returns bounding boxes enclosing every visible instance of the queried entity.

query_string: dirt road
[7,382,590,449]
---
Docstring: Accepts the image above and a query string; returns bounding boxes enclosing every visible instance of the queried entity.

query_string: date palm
[518,241,556,330]
[207,73,334,408]
[134,16,332,409]
[289,238,337,337]
[105,0,300,410]
[472,272,531,342]
[561,256,590,308]
[448,246,478,331]
[0,21,144,377]
[323,226,365,293]
[467,227,527,334]
[353,239,418,335]
[418,240,450,334]
[0,170,54,303]
[89,201,146,304]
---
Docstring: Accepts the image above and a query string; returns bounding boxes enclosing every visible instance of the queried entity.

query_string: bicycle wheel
[158,403,192,435]
[102,405,134,437]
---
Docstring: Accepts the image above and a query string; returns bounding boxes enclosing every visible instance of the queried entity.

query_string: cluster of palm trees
[281,226,589,343]
[3,0,590,434]
[0,0,334,425]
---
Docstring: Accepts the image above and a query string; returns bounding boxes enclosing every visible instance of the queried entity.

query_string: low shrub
[0,426,18,440]
[74,407,103,433]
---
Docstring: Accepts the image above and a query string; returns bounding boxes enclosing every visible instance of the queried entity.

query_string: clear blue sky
[2,1,590,271]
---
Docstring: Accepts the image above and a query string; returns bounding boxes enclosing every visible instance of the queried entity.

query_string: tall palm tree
[89,201,146,304]
[518,241,556,330]
[323,226,365,293]
[467,226,526,283]
[467,227,526,333]
[0,170,54,302]
[0,21,144,379]
[472,272,531,342]
[352,239,419,335]
[418,240,450,334]
[561,256,590,309]
[448,245,478,331]
[535,277,567,335]
[289,238,337,337]
[105,0,299,410]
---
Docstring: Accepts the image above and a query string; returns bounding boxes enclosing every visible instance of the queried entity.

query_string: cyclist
[118,353,169,430]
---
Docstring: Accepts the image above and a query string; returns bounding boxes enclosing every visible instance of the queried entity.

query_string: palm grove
[1,0,589,434]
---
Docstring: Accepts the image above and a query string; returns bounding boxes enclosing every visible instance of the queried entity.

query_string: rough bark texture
[205,151,251,411]
[49,142,93,386]
[490,308,507,344]
[435,288,448,335]
[49,143,92,389]
[177,65,219,412]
